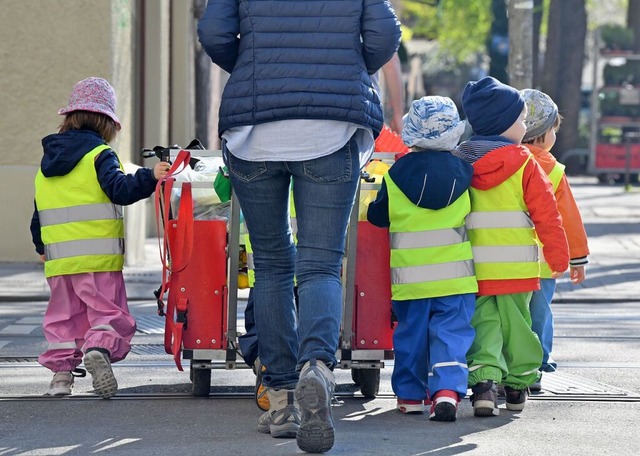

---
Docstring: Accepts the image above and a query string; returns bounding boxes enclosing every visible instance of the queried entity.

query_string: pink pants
[38,271,136,372]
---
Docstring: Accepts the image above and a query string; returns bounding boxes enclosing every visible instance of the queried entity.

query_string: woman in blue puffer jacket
[198,1,401,452]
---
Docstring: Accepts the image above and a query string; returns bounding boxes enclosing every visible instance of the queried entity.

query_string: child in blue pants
[367,96,477,421]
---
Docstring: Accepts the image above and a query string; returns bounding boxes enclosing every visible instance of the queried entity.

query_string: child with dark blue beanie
[453,76,569,416]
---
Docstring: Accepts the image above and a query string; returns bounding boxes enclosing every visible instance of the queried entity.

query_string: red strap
[153,150,194,370]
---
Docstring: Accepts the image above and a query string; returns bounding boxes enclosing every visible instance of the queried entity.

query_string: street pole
[507,0,534,89]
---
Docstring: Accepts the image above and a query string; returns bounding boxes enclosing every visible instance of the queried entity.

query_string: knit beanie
[58,77,121,129]
[462,76,525,136]
[402,96,466,151]
[520,89,559,142]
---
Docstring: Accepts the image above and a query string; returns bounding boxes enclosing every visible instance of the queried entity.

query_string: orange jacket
[471,144,569,295]
[524,144,590,263]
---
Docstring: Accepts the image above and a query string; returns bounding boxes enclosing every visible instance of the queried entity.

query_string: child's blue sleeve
[366,180,390,228]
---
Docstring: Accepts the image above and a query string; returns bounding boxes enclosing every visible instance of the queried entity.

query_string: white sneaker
[84,349,118,399]
[46,372,74,396]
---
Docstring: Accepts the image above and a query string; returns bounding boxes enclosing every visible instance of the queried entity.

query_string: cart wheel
[351,368,362,386]
[356,368,380,398]
[191,364,211,397]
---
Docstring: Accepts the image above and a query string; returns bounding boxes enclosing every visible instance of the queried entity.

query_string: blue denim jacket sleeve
[197,0,240,74]
[366,179,390,228]
[361,0,402,75]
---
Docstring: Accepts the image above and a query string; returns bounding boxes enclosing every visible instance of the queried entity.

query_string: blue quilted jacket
[197,0,401,138]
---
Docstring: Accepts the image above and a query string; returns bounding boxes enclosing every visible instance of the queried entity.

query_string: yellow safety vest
[466,156,540,282]
[539,161,566,278]
[386,175,477,300]
[34,144,125,277]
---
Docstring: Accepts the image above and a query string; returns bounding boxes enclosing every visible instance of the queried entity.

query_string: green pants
[467,292,542,389]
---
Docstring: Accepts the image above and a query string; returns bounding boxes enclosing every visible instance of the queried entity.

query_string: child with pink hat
[30,77,170,398]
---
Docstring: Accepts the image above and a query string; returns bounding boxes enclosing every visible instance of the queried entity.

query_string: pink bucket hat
[58,77,121,129]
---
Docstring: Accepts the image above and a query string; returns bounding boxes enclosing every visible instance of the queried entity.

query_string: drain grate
[534,371,638,398]
[130,344,167,356]
[135,316,165,335]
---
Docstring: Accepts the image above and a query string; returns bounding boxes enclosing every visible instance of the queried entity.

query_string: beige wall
[0,0,200,263]
[0,0,132,262]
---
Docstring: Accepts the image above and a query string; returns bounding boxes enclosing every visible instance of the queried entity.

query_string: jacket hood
[455,139,531,190]
[522,143,557,175]
[40,130,107,177]
[387,150,473,210]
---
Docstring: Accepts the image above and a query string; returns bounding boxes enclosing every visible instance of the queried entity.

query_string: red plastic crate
[594,143,640,169]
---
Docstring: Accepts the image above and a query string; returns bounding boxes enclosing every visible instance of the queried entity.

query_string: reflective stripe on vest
[35,144,125,277]
[386,174,477,300]
[39,203,122,226]
[539,161,566,278]
[467,155,540,281]
[390,226,469,249]
[45,238,125,261]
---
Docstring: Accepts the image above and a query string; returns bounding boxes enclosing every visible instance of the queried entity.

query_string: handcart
[340,152,398,398]
[143,142,401,399]
[144,144,244,397]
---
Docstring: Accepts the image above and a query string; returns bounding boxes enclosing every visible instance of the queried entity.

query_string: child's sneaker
[84,348,118,399]
[45,368,86,397]
[295,358,335,454]
[470,380,499,417]
[46,372,74,396]
[429,390,459,422]
[257,389,300,438]
[396,399,426,414]
[529,373,542,392]
[254,358,270,411]
[505,386,528,411]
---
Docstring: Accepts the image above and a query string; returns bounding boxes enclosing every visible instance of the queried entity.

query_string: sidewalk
[2,176,639,303]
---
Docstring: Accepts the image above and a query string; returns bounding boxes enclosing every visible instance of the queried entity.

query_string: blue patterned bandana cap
[402,96,466,151]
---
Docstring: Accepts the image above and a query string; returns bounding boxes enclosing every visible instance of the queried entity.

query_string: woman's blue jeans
[224,136,359,389]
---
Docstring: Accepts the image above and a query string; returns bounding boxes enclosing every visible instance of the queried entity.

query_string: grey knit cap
[521,89,558,143]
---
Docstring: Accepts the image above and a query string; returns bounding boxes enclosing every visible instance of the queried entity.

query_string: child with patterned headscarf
[368,96,477,422]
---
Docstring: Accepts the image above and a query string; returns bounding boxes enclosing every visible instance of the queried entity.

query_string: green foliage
[400,0,492,63]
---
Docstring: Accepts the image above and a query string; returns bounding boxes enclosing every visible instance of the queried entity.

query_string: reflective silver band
[91,325,115,331]
[39,203,123,226]
[291,217,298,236]
[391,260,474,284]
[466,211,532,229]
[390,226,468,249]
[45,238,125,260]
[246,252,254,271]
[472,245,538,263]
[429,361,469,375]
[47,341,78,350]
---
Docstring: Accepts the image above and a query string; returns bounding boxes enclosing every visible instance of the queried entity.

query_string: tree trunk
[628,0,640,53]
[487,0,509,83]
[507,0,533,89]
[541,0,587,161]
[532,0,543,88]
